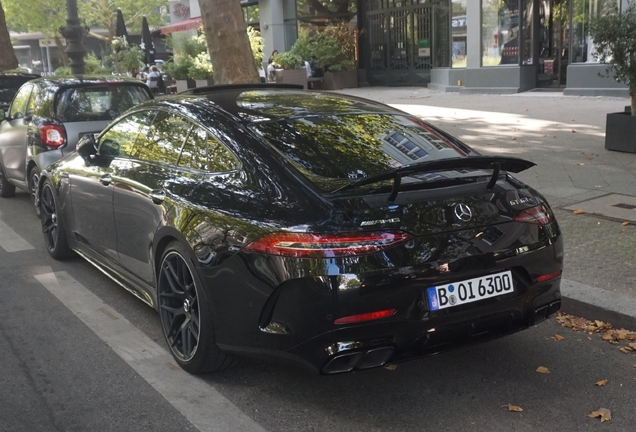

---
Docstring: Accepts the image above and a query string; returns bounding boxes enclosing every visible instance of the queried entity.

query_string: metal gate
[366,0,449,86]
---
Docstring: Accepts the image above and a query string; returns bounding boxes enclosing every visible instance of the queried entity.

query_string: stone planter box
[175,79,196,93]
[313,70,358,90]
[275,69,308,89]
[605,110,636,153]
[195,79,214,88]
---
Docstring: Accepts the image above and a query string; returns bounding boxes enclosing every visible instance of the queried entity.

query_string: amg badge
[360,218,400,226]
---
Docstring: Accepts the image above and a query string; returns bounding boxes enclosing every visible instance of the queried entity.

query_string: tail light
[536,270,562,283]
[334,308,396,324]
[244,231,412,258]
[39,124,66,147]
[515,204,555,225]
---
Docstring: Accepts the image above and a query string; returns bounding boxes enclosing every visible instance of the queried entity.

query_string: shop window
[571,0,619,63]
[481,0,520,66]
[452,0,467,68]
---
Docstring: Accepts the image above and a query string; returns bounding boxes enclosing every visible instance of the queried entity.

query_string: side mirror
[77,134,98,160]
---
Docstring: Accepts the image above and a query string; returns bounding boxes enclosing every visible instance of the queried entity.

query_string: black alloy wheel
[158,242,233,374]
[30,166,41,217]
[40,181,71,260]
[0,162,15,198]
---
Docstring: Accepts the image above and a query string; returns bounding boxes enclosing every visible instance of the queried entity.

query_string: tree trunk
[198,0,259,84]
[630,89,635,117]
[0,1,18,71]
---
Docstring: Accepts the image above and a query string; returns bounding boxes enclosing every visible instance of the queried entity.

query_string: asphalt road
[1,191,635,432]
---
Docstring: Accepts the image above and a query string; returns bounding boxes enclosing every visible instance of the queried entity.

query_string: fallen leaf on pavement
[572,209,585,215]
[622,221,630,226]
[577,163,585,166]
[553,334,565,341]
[502,404,523,412]
[629,342,636,349]
[595,379,608,386]
[384,364,398,371]
[572,129,576,133]
[588,408,611,422]
[512,137,517,140]
[536,366,550,374]
[619,347,631,354]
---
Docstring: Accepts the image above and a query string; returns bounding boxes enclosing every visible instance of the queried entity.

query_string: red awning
[159,17,202,34]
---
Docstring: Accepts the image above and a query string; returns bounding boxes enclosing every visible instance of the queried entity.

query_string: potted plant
[292,23,358,90]
[189,52,214,87]
[165,58,195,92]
[589,2,636,153]
[273,52,307,87]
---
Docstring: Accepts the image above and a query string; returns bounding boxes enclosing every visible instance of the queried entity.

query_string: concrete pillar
[466,0,481,68]
[259,0,296,67]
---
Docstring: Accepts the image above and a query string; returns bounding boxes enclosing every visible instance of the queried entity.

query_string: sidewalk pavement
[338,87,636,329]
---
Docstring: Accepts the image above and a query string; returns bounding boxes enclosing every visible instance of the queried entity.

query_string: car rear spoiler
[331,156,536,202]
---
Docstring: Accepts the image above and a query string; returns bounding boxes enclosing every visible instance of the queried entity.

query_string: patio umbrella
[140,16,155,66]
[115,8,128,43]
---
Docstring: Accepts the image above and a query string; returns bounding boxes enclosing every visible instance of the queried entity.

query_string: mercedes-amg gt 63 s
[38,84,563,374]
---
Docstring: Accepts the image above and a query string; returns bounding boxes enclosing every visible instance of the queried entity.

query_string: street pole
[59,0,88,75]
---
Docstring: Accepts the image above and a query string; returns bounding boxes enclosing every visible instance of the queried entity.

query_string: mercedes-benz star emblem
[454,203,473,222]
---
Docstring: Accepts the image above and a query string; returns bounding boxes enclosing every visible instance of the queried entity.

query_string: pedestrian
[130,67,139,79]
[267,50,279,82]
[146,65,161,94]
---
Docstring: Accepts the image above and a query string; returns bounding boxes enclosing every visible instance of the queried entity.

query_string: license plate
[427,271,514,311]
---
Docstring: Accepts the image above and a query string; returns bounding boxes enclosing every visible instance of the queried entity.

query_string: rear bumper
[217,277,561,374]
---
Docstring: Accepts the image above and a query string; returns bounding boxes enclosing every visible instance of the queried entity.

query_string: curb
[560,278,636,330]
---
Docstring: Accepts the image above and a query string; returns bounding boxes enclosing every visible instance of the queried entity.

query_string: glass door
[537,0,570,88]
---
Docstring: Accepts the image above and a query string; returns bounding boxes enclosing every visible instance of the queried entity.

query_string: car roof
[29,75,148,89]
[151,85,406,124]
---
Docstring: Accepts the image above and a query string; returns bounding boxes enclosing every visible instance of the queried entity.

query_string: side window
[180,127,238,172]
[136,111,193,165]
[98,111,156,158]
[9,84,33,119]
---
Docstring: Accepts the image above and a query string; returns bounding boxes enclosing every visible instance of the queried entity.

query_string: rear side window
[179,127,238,172]
[56,85,151,122]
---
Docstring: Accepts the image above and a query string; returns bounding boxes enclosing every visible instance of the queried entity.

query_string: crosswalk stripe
[0,217,34,252]
[35,271,266,432]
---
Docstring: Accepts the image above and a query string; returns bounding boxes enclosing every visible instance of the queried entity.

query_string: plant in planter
[164,57,195,92]
[589,1,636,152]
[291,23,358,89]
[272,51,307,87]
[189,52,214,87]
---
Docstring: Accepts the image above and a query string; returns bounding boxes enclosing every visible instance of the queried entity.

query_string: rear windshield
[0,77,34,103]
[56,84,151,122]
[253,114,475,192]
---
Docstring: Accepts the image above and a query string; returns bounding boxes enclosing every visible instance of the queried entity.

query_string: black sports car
[39,84,563,374]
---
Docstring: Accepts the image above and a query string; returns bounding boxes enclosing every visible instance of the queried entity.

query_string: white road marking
[0,218,34,252]
[34,271,266,432]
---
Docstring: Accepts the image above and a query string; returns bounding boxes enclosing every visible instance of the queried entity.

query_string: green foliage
[589,1,636,113]
[85,53,112,75]
[3,0,66,36]
[274,52,303,70]
[290,23,356,72]
[54,66,71,76]
[188,53,214,80]
[164,58,192,80]
[248,26,264,69]
[109,37,144,73]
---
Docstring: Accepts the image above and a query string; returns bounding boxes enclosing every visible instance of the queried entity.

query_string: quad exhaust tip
[322,347,394,374]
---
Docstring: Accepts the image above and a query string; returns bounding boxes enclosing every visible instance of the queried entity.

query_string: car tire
[40,179,72,260]
[158,241,234,374]
[0,162,15,198]
[29,165,41,218]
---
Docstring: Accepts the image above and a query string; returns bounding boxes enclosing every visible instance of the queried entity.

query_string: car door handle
[149,190,165,204]
[100,174,112,186]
